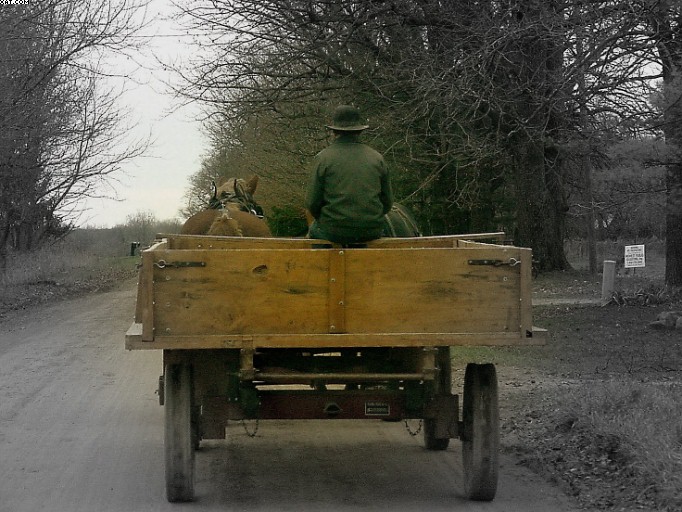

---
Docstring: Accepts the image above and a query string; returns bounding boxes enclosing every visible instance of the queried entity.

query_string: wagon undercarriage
[162,346,498,503]
[164,346,451,424]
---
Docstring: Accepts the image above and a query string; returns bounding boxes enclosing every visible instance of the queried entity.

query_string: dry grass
[0,241,137,317]
[461,238,682,510]
[499,243,682,512]
[505,379,682,511]
[1,243,94,285]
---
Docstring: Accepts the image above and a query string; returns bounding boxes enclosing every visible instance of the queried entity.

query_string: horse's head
[181,174,271,237]
[216,175,258,200]
[212,175,263,217]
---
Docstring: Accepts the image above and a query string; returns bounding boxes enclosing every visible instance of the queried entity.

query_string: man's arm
[305,159,324,218]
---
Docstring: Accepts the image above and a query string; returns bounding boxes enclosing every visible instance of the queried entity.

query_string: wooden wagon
[125,233,546,502]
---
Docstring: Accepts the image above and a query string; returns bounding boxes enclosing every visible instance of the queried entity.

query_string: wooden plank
[343,247,523,335]
[368,232,507,247]
[151,248,330,336]
[144,245,531,337]
[151,247,522,336]
[254,372,428,383]
[519,247,533,336]
[125,322,143,349]
[164,235,330,250]
[126,330,546,351]
[157,233,508,251]
[139,248,156,341]
[135,237,168,340]
[129,237,543,351]
[133,269,145,323]
[456,239,510,249]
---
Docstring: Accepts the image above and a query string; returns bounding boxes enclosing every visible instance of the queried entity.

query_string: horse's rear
[383,204,421,237]
[181,176,272,237]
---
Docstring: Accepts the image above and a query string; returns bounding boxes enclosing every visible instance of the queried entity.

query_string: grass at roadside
[482,290,682,512]
[0,243,138,318]
[505,377,682,512]
[448,262,682,511]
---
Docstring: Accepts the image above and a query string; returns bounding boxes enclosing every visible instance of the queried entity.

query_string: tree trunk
[0,220,10,273]
[507,0,570,272]
[582,151,597,275]
[650,8,682,286]
[665,161,682,286]
[514,140,547,260]
[513,137,568,271]
[661,75,682,287]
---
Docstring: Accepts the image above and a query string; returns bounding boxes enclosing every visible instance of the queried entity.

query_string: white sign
[624,245,645,268]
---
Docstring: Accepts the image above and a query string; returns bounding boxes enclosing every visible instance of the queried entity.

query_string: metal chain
[241,418,260,437]
[404,419,423,436]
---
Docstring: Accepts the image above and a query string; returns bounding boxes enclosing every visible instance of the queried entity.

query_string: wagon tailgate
[126,242,543,349]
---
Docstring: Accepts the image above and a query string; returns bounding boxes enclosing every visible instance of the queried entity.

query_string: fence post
[601,260,616,304]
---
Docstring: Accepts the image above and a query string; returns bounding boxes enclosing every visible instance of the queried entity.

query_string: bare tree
[0,0,148,269]
[176,1,669,272]
[123,210,157,245]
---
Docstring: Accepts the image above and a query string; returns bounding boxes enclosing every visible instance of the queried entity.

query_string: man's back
[308,134,391,233]
[305,105,394,244]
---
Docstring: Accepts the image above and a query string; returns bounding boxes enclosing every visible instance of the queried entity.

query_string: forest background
[1,0,681,287]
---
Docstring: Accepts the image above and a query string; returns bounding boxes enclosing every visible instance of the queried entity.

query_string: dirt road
[0,283,579,512]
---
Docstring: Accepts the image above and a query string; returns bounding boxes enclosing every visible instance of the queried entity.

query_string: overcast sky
[81,0,207,228]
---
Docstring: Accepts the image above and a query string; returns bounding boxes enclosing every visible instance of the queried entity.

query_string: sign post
[624,245,646,272]
[601,260,616,304]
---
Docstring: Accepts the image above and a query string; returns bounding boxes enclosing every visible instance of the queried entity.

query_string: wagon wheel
[424,347,452,451]
[462,363,499,501]
[164,362,195,502]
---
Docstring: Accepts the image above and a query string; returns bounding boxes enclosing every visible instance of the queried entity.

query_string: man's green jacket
[305,133,393,240]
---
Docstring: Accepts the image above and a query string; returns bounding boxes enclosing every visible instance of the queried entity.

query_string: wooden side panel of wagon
[126,236,545,350]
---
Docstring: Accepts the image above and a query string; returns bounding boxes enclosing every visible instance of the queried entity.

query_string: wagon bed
[126,233,546,350]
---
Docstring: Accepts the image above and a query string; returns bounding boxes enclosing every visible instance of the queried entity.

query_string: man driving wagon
[306,105,394,244]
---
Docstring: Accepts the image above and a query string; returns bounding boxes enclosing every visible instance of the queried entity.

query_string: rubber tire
[164,362,195,502]
[424,347,452,451]
[462,363,499,501]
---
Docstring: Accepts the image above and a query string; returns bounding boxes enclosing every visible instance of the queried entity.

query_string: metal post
[601,260,616,304]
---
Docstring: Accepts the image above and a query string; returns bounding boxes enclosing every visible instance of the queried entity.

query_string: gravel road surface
[0,283,580,511]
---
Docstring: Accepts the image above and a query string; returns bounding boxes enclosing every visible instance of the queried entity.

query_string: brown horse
[180,175,272,237]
